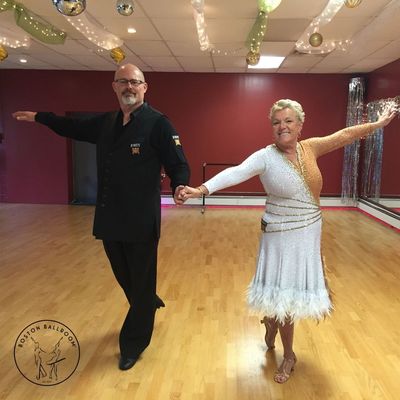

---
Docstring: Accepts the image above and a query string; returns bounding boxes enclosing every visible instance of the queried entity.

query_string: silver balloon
[116,0,134,16]
[52,0,86,16]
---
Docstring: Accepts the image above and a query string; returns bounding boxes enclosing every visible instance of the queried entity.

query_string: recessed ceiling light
[127,27,136,34]
[248,56,285,69]
[19,58,27,63]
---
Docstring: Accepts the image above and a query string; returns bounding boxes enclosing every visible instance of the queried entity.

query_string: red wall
[0,68,397,204]
[365,58,400,196]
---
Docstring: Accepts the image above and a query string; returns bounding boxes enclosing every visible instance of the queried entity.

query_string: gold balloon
[246,51,260,66]
[0,45,8,61]
[344,0,362,8]
[309,32,323,47]
[110,47,125,64]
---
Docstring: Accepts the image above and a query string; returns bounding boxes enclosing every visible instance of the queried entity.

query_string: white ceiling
[1,0,400,73]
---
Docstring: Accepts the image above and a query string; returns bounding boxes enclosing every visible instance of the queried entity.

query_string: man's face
[112,65,148,109]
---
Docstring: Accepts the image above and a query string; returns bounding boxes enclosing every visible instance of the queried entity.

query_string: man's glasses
[114,78,145,87]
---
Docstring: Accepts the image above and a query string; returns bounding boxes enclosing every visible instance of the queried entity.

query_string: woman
[181,99,397,383]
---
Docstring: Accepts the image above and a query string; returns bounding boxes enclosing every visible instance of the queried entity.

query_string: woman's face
[271,107,303,147]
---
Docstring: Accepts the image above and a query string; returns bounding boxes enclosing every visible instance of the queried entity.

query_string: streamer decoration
[341,77,365,205]
[245,0,281,65]
[0,0,66,44]
[361,96,400,200]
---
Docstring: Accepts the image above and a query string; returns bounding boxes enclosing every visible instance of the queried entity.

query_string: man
[13,64,190,370]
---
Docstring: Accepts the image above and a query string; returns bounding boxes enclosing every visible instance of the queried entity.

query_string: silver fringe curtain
[360,96,400,200]
[360,101,382,200]
[341,77,365,204]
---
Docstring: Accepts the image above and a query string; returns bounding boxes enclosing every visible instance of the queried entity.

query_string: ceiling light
[19,58,27,63]
[127,27,136,33]
[247,56,284,69]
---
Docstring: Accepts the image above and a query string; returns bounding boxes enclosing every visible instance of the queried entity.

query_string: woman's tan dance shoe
[274,353,297,384]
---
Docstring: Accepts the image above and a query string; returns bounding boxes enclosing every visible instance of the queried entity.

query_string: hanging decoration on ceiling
[0,25,30,49]
[190,0,245,56]
[341,77,365,205]
[190,0,212,51]
[116,0,134,16]
[110,46,125,63]
[65,13,123,50]
[296,0,349,54]
[0,44,8,61]
[52,0,86,16]
[246,50,260,66]
[0,0,66,44]
[309,32,323,47]
[344,0,362,8]
[361,96,400,200]
[245,0,282,66]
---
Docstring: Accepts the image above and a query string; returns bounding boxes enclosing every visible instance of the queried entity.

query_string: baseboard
[357,199,400,230]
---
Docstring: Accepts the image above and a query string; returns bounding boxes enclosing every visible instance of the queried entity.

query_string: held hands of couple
[173,185,208,204]
[182,185,208,199]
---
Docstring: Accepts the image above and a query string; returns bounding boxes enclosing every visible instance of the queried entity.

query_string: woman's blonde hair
[269,99,305,123]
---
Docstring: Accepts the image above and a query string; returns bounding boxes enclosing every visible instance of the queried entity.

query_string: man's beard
[121,93,137,105]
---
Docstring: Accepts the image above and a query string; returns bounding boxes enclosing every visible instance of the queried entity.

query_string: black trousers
[102,239,159,358]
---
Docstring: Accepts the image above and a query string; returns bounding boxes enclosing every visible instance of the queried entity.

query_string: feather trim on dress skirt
[247,284,333,324]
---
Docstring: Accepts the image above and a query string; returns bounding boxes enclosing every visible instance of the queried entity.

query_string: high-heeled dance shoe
[260,316,277,350]
[274,353,297,384]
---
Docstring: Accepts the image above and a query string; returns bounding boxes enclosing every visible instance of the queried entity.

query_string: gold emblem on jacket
[172,135,181,146]
[130,143,141,155]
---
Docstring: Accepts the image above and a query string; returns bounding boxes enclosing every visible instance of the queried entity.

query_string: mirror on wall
[359,96,400,216]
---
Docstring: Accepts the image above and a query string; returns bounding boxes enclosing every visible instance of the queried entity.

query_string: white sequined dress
[203,124,375,322]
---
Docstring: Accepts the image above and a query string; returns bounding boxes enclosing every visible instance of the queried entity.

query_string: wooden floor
[0,203,399,400]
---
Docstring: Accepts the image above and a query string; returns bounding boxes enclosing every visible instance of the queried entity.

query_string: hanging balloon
[110,47,125,63]
[246,51,260,66]
[0,45,8,61]
[344,0,362,8]
[309,32,323,47]
[116,0,134,16]
[52,0,86,16]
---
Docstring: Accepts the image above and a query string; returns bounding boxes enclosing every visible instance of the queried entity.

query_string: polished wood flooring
[0,204,399,400]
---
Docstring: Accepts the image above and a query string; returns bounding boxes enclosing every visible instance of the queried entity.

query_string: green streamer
[245,11,267,53]
[0,0,14,12]
[1,0,66,44]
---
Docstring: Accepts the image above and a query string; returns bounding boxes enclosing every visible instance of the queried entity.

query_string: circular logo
[14,320,80,386]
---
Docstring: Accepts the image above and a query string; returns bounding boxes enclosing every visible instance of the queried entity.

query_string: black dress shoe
[155,295,165,309]
[119,356,138,371]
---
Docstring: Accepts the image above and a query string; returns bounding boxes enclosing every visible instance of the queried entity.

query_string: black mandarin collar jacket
[36,102,190,242]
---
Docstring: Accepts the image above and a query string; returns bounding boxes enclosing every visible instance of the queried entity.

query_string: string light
[65,13,123,50]
[1,0,66,44]
[190,0,212,51]
[190,0,246,55]
[0,26,30,48]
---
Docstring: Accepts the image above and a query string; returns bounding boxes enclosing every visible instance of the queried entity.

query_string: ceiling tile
[0,0,399,74]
